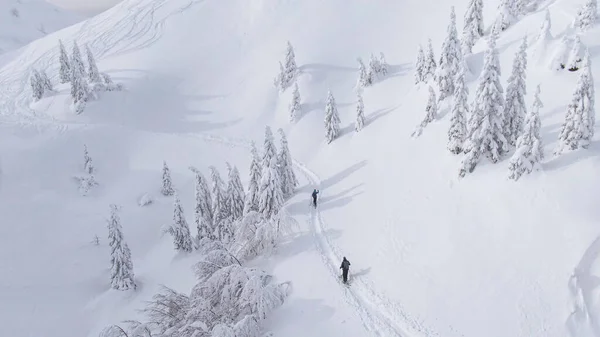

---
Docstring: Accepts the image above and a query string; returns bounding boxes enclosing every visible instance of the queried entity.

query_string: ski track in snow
[195,133,437,337]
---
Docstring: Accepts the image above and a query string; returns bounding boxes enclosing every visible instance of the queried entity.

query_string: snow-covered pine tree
[210,166,230,242]
[556,50,595,153]
[39,70,53,91]
[71,41,87,79]
[355,91,366,132]
[539,9,552,41]
[357,57,371,87]
[367,53,382,84]
[289,82,301,122]
[551,35,572,71]
[462,0,484,55]
[161,160,175,196]
[503,37,528,146]
[84,144,94,174]
[459,29,507,177]
[424,39,437,82]
[324,90,341,143]
[379,52,388,76]
[243,142,262,215]
[258,157,284,219]
[437,6,463,101]
[415,45,426,84]
[574,0,598,32]
[508,84,544,180]
[412,85,438,137]
[448,62,469,154]
[274,61,286,92]
[284,41,298,87]
[70,48,89,114]
[107,204,136,290]
[532,9,552,62]
[261,126,278,170]
[567,35,583,71]
[497,0,519,31]
[58,39,71,83]
[168,193,194,253]
[85,44,101,83]
[191,168,214,242]
[30,69,44,101]
[226,164,245,221]
[277,128,298,199]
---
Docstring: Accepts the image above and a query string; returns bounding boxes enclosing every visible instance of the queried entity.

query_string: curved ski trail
[293,159,435,337]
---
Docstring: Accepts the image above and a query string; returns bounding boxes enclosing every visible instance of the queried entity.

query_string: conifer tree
[191,169,213,242]
[459,29,507,177]
[284,41,298,86]
[575,0,598,32]
[556,51,595,153]
[437,6,463,101]
[497,0,519,31]
[413,85,438,137]
[161,161,175,196]
[83,144,94,174]
[504,37,528,146]
[357,57,371,87]
[258,157,284,219]
[551,35,572,71]
[532,9,552,62]
[70,52,88,114]
[415,45,426,84]
[85,44,101,83]
[262,126,278,170]
[243,142,262,215]
[169,193,194,253]
[226,164,245,221]
[448,63,469,154]
[462,0,484,55]
[71,41,86,79]
[324,90,341,143]
[424,39,437,81]
[58,39,71,83]
[567,35,583,71]
[39,70,53,91]
[355,91,366,132]
[277,128,298,199]
[107,204,136,290]
[289,83,301,122]
[210,166,229,241]
[367,53,382,83]
[379,52,389,76]
[30,69,44,101]
[508,84,544,180]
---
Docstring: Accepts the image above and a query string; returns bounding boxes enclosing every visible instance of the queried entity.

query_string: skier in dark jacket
[340,257,351,283]
[311,189,319,208]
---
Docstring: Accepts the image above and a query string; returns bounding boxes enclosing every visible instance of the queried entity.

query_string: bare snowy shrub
[138,193,154,207]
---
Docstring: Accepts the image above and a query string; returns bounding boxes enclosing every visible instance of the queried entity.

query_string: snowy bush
[138,193,154,207]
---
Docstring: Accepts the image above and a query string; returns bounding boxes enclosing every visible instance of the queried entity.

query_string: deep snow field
[2,0,600,337]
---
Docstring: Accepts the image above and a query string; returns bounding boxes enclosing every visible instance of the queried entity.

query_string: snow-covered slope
[0,0,82,55]
[2,0,600,337]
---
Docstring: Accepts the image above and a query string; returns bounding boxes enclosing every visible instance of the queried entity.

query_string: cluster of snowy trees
[40,40,123,114]
[99,126,298,336]
[279,42,387,141]
[413,5,596,180]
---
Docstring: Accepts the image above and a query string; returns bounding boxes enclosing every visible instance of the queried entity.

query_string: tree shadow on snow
[318,184,364,212]
[367,106,396,126]
[83,71,240,134]
[543,140,600,171]
[320,160,367,189]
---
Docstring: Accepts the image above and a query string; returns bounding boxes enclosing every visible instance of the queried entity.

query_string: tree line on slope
[29,39,123,114]
[411,1,596,180]
[80,126,297,337]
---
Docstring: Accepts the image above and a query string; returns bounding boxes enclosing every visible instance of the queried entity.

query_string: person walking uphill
[312,189,319,208]
[340,257,351,283]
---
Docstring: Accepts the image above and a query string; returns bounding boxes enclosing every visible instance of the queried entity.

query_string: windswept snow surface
[2,0,600,337]
[46,0,121,16]
[0,0,82,55]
